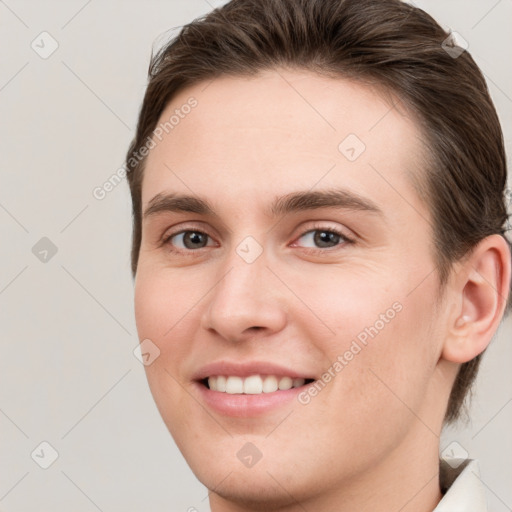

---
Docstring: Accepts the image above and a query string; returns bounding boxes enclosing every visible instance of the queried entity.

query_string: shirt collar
[434,459,487,511]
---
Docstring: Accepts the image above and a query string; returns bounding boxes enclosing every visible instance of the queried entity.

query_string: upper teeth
[207,375,306,394]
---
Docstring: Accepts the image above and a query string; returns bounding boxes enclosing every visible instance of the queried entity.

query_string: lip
[193,380,313,417]
[192,360,316,381]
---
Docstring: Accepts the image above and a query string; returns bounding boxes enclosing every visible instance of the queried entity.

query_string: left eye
[295,229,347,249]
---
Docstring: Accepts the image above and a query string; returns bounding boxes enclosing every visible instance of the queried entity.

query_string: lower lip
[193,381,311,417]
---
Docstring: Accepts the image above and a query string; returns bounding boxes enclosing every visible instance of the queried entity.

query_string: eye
[161,224,353,256]
[164,230,215,252]
[293,226,353,251]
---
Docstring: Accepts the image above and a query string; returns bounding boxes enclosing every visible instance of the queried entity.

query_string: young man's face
[134,70,453,509]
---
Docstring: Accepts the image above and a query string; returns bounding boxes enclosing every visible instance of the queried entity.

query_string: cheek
[134,267,200,339]
[294,267,440,425]
[134,270,199,434]
[134,269,163,336]
[286,264,400,353]
[134,269,200,387]
[351,293,440,428]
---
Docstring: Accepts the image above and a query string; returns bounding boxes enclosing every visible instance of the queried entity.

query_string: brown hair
[125,0,511,423]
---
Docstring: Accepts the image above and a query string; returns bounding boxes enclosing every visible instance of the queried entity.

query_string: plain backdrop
[1,1,511,511]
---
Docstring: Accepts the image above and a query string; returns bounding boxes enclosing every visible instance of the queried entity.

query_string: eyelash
[161,223,355,257]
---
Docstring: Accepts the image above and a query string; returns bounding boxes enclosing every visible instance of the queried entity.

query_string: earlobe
[441,234,511,364]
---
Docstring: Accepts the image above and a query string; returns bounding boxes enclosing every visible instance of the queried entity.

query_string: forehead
[141,69,428,222]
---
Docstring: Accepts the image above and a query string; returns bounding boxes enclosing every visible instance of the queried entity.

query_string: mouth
[192,360,318,416]
[200,374,316,394]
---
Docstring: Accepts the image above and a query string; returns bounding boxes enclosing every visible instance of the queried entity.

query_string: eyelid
[161,221,216,242]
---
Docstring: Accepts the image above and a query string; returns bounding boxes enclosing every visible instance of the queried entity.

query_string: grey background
[0,1,511,510]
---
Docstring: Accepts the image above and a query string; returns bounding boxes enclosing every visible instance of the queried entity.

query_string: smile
[204,374,314,394]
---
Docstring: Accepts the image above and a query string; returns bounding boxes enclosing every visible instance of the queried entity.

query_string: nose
[200,250,287,343]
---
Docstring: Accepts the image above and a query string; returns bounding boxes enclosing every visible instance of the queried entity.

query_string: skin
[133,69,510,512]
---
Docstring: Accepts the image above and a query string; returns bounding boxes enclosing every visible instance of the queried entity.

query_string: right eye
[164,230,215,253]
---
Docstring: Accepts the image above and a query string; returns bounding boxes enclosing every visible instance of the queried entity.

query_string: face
[134,69,450,508]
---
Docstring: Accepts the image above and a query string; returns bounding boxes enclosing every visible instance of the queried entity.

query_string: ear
[441,234,511,364]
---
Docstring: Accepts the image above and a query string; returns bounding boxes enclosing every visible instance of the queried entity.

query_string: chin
[177,433,334,511]
[199,466,315,512]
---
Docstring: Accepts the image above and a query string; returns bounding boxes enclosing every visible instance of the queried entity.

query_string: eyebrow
[143,188,384,220]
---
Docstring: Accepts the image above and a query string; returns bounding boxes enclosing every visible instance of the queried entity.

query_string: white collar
[433,459,487,511]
